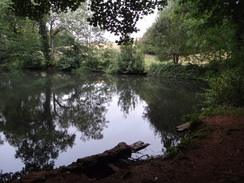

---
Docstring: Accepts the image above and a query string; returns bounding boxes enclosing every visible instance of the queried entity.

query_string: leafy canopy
[8,0,244,44]
[181,0,244,26]
[11,0,84,19]
[88,0,166,44]
[10,0,167,44]
[181,0,244,48]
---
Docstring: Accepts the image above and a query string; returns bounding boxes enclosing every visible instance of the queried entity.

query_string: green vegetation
[165,132,199,159]
[205,68,244,107]
[1,0,243,109]
[0,0,243,179]
[165,103,244,159]
[142,1,194,63]
[10,0,164,44]
[225,126,244,135]
[200,107,244,118]
[165,105,244,159]
[0,1,147,74]
[141,0,244,109]
[165,113,215,159]
[148,62,206,79]
[116,44,145,74]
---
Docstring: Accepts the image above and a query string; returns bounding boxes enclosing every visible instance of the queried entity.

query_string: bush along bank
[147,62,207,80]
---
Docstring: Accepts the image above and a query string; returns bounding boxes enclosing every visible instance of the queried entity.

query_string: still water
[0,71,206,178]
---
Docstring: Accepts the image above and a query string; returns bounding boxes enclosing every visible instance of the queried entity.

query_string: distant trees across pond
[0,0,243,107]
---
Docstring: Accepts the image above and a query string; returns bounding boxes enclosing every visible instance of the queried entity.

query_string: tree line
[0,0,149,73]
[0,0,243,107]
[141,0,244,107]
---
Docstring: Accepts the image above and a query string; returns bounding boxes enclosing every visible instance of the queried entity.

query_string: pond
[0,71,206,180]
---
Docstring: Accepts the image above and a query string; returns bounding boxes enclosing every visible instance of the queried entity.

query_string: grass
[201,107,244,117]
[225,126,244,135]
[144,54,160,71]
[144,54,172,68]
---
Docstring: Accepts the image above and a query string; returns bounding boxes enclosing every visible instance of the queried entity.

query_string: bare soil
[11,114,244,183]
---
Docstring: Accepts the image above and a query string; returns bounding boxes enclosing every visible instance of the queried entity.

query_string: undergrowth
[147,62,206,79]
[165,106,243,159]
[164,112,213,159]
[200,106,244,117]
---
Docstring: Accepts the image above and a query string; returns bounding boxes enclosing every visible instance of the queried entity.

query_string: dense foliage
[142,1,193,62]
[0,5,42,69]
[140,0,244,107]
[184,0,244,107]
[181,0,244,41]
[10,0,167,44]
[148,62,206,79]
[11,0,85,20]
[205,68,244,107]
[1,0,243,108]
[0,1,108,70]
[88,0,166,44]
[117,44,145,74]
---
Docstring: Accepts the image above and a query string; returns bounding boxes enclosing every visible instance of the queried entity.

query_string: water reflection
[141,78,204,152]
[0,71,206,181]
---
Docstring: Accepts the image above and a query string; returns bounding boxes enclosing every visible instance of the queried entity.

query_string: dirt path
[11,114,244,183]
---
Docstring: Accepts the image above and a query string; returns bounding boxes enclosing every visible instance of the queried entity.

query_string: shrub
[95,48,119,73]
[58,48,81,70]
[205,68,244,107]
[148,62,206,79]
[59,56,80,70]
[117,44,145,74]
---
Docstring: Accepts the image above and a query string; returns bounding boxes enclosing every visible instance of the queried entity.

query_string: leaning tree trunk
[50,25,65,61]
[173,55,179,64]
[39,17,51,67]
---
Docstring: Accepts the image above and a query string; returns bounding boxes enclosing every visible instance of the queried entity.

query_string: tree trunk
[173,55,179,64]
[49,19,55,61]
[39,17,51,67]
[49,19,64,62]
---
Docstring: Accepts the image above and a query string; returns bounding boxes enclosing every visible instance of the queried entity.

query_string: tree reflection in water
[0,71,206,182]
[111,76,205,150]
[141,78,205,149]
[0,72,112,181]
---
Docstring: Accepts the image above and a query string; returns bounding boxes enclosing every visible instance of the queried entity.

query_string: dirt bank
[11,114,244,183]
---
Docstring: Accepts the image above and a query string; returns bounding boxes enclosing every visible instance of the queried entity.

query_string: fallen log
[62,142,132,174]
[16,141,150,182]
[62,141,150,177]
